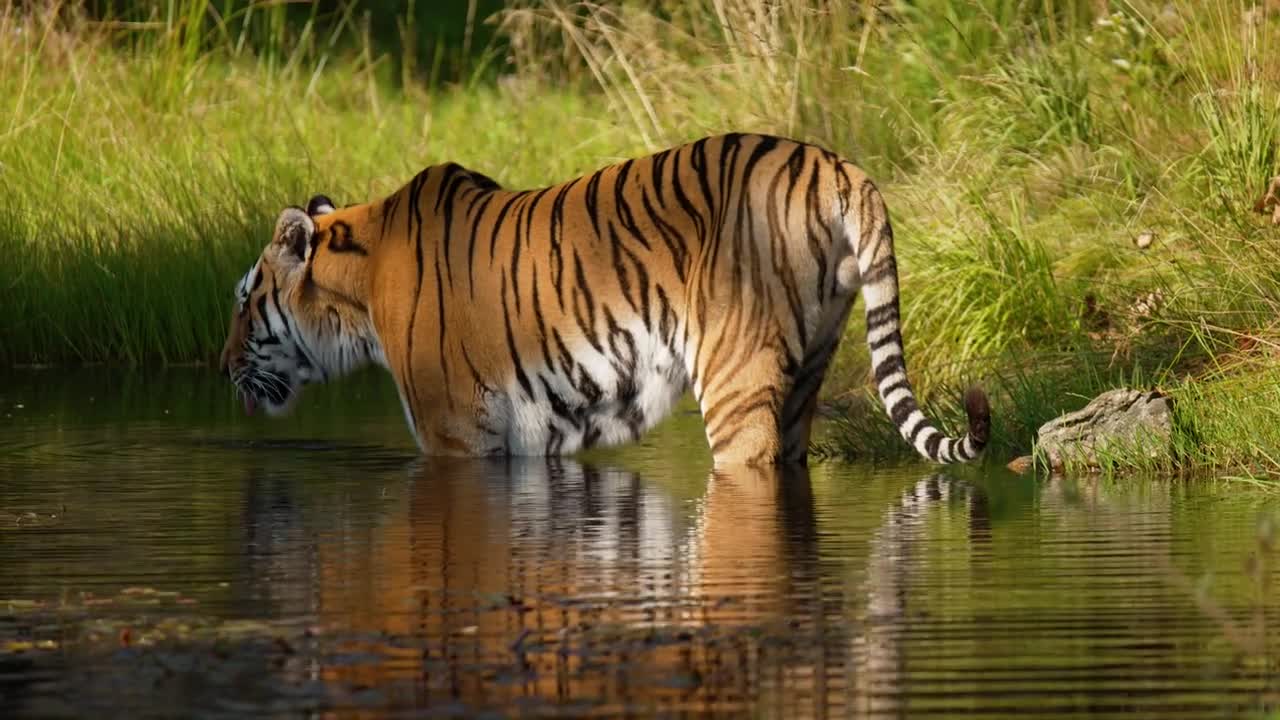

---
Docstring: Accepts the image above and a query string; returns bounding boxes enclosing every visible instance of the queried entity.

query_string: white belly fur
[502,323,688,456]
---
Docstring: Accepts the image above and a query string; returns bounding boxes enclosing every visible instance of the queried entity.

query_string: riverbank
[3,1,1278,475]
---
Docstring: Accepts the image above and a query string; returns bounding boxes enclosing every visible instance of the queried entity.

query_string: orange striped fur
[219,134,989,467]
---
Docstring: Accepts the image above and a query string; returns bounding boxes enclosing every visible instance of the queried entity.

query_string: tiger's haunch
[219,133,990,467]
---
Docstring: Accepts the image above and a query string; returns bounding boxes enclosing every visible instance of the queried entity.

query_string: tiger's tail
[847,179,990,464]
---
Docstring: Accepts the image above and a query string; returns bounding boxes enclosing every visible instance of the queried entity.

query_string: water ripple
[1,371,1279,718]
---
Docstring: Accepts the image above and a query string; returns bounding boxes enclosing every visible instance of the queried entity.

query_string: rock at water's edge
[1035,388,1174,472]
[1006,455,1034,474]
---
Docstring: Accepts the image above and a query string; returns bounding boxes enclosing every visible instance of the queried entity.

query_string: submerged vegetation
[2,1,1280,474]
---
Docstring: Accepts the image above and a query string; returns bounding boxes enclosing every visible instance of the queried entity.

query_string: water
[1,368,1278,718]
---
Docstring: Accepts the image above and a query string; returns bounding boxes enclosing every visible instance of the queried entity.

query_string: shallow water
[1,368,1278,719]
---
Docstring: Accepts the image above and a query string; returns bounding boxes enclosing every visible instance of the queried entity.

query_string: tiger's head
[219,194,381,417]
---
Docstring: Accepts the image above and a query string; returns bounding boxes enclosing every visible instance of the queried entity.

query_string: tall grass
[493,0,1280,469]
[4,0,1280,472]
[0,3,636,364]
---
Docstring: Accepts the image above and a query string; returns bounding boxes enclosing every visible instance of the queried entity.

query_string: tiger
[218,133,990,467]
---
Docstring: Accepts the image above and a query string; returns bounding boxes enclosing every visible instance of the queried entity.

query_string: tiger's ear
[307,194,337,216]
[272,207,315,265]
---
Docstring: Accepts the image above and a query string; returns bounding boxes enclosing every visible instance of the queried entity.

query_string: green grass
[0,4,644,364]
[4,0,1280,475]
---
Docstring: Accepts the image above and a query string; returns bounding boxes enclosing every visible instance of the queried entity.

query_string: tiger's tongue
[244,394,257,416]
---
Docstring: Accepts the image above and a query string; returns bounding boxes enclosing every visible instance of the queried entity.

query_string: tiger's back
[222,133,990,467]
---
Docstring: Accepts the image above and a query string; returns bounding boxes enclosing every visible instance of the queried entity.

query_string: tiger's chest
[490,327,690,456]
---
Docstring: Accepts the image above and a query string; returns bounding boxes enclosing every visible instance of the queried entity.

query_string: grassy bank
[3,1,1280,474]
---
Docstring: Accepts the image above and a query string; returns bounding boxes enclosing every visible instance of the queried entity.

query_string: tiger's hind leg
[692,305,856,466]
[780,289,860,463]
[694,343,792,468]
[697,347,835,467]
[779,354,834,463]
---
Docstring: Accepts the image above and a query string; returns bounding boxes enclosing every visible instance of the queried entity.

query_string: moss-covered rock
[1035,389,1174,473]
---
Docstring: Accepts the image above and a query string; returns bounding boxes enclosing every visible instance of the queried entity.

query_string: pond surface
[1,368,1278,718]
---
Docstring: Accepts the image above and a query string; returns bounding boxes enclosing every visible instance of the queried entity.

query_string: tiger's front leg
[402,383,512,457]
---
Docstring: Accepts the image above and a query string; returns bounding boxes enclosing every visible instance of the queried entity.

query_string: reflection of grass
[6,1,1280,473]
[0,589,339,715]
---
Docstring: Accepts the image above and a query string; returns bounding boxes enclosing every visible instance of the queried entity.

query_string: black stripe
[434,254,451,409]
[511,187,552,316]
[868,328,901,353]
[437,167,472,288]
[460,343,494,394]
[604,305,638,373]
[467,169,501,191]
[487,192,523,265]
[501,271,534,399]
[545,425,565,456]
[865,302,899,328]
[834,162,853,217]
[924,433,943,459]
[861,255,897,284]
[571,250,603,353]
[609,223,640,316]
[432,163,464,212]
[640,187,687,282]
[804,159,830,303]
[689,138,716,234]
[879,376,910,398]
[909,420,933,445]
[651,148,670,208]
[551,328,576,377]
[531,272,555,371]
[268,279,284,337]
[465,183,492,218]
[705,135,744,279]
[549,179,576,309]
[621,238,652,332]
[465,193,496,299]
[656,285,675,348]
[326,221,367,255]
[380,193,401,240]
[254,294,274,342]
[671,146,708,241]
[612,159,652,251]
[873,353,906,384]
[888,395,918,426]
[402,171,429,433]
[742,134,781,177]
[539,375,580,428]
[576,365,603,405]
[585,169,605,240]
[764,149,809,352]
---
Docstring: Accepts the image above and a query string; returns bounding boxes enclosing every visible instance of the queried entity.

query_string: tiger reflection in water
[235,460,991,716]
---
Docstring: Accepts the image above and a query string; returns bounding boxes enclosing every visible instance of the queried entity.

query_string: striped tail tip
[964,385,991,450]
[930,384,991,464]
